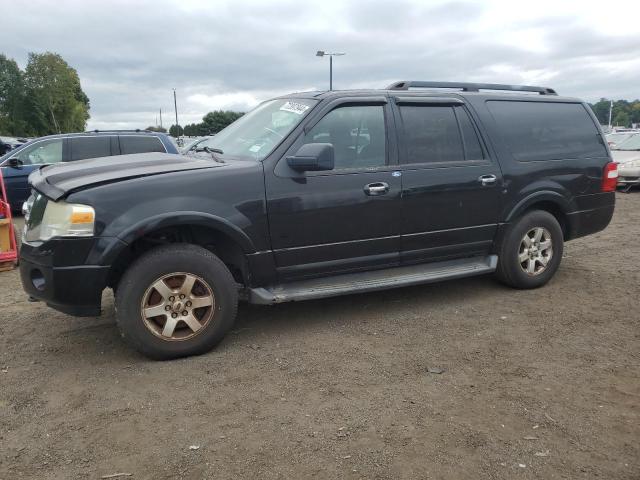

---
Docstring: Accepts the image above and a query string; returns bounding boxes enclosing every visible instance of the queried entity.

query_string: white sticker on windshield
[249,144,262,153]
[280,101,310,115]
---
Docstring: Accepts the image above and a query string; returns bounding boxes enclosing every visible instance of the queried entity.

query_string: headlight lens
[24,199,95,242]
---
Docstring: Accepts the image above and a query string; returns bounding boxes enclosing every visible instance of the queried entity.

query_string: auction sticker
[280,101,310,115]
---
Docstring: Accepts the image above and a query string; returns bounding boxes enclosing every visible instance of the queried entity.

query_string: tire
[115,243,238,360]
[495,210,564,289]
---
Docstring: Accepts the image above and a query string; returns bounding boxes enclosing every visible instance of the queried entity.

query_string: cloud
[1,0,638,129]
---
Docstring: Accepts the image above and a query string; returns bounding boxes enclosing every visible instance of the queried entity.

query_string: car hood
[29,152,221,201]
[611,150,640,164]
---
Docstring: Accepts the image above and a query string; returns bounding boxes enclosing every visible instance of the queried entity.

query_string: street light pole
[316,51,345,90]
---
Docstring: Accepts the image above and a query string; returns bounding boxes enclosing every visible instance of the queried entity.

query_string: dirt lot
[0,194,638,480]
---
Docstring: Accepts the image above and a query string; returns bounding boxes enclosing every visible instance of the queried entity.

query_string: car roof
[278,83,582,103]
[24,130,169,141]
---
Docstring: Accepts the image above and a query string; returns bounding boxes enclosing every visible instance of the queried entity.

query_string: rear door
[392,97,502,263]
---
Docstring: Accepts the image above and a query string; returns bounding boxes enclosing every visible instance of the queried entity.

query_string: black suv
[20,81,617,359]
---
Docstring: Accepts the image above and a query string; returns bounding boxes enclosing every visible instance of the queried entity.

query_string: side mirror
[286,143,334,171]
[8,158,23,168]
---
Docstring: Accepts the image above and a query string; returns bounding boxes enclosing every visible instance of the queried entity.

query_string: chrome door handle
[364,182,390,196]
[478,174,497,186]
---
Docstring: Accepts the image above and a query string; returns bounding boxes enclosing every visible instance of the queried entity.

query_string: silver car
[612,135,640,191]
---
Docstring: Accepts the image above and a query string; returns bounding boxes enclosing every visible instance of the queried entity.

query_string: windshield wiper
[203,146,225,163]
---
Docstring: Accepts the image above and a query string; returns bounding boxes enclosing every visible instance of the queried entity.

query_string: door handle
[478,174,497,186]
[364,182,390,196]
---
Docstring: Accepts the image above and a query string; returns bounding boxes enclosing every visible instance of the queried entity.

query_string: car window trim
[394,96,464,106]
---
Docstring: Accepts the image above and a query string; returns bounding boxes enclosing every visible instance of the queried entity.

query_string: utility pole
[173,88,179,136]
[159,108,163,129]
[608,100,613,129]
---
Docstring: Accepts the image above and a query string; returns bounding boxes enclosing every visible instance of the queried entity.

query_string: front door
[266,101,402,280]
[392,98,502,263]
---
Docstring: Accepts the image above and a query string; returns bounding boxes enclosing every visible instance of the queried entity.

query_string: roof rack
[386,81,557,96]
[84,129,153,133]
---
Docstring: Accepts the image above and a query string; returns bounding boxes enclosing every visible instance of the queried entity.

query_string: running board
[249,255,498,304]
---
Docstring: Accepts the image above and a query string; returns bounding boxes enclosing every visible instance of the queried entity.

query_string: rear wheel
[115,244,238,360]
[495,210,564,289]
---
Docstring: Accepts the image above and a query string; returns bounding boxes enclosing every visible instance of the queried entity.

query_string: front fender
[117,211,256,252]
[86,212,257,266]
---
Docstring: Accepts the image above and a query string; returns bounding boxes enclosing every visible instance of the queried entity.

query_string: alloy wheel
[140,272,215,341]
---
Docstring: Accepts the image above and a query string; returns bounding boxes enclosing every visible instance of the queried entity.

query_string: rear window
[119,136,166,154]
[487,101,607,161]
[70,136,111,161]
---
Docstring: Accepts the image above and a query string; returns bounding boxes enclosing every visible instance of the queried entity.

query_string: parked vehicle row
[19,81,616,360]
[0,130,179,211]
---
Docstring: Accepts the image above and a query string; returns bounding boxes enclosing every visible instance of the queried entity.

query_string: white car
[612,135,640,191]
[606,131,637,150]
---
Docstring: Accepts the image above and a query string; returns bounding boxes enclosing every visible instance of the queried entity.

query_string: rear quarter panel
[466,96,614,231]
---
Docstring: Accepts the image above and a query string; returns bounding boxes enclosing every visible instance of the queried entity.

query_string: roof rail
[84,129,154,133]
[386,81,557,95]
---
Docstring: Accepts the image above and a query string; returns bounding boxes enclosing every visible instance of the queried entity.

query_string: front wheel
[115,244,238,360]
[495,210,564,289]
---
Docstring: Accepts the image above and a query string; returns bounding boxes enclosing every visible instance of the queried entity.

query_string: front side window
[13,138,64,165]
[302,105,387,170]
[70,136,111,161]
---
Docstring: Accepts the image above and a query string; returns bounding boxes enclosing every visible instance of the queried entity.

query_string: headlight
[24,199,95,243]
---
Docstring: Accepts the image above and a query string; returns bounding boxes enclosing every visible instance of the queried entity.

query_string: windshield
[615,134,640,151]
[206,98,317,160]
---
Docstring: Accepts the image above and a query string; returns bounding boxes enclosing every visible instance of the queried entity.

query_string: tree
[23,52,90,135]
[200,110,244,134]
[0,54,27,136]
[590,98,611,125]
[169,124,183,136]
[146,126,167,133]
[613,111,630,128]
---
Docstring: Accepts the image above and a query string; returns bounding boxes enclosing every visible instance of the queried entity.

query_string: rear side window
[119,136,166,154]
[487,101,607,161]
[398,106,464,164]
[69,136,111,161]
[456,108,484,160]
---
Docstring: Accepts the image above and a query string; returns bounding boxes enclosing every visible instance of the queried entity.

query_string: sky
[1,0,639,130]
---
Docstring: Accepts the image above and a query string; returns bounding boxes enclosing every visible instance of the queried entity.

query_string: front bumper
[19,239,110,317]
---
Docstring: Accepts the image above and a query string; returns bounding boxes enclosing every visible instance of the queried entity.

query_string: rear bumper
[567,203,615,240]
[19,241,109,317]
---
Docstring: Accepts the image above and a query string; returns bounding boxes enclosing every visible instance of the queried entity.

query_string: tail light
[601,162,618,192]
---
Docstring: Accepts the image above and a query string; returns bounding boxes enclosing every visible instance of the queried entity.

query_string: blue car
[0,130,179,212]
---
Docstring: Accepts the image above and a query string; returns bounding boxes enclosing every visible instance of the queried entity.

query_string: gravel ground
[0,194,638,480]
